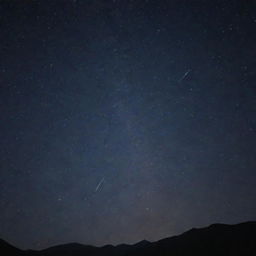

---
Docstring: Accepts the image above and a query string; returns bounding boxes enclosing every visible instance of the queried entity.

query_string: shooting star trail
[95,178,105,192]
[178,69,191,82]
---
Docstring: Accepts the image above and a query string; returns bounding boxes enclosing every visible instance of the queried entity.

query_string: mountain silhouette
[0,239,24,255]
[1,221,256,256]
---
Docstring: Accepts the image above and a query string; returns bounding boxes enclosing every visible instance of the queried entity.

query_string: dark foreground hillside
[1,221,256,256]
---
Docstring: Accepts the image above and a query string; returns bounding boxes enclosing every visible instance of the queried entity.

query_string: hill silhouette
[1,221,256,256]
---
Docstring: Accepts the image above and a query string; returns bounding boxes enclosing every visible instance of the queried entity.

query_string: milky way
[0,0,256,250]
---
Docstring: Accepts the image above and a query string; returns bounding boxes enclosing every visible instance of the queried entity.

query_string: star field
[0,0,256,250]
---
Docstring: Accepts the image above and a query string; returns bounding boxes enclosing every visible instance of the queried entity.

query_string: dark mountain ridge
[1,221,256,256]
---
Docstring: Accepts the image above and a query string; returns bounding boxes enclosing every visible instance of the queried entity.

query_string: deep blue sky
[0,0,256,250]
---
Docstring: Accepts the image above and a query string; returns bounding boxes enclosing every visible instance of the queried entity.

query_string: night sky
[1,0,256,250]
